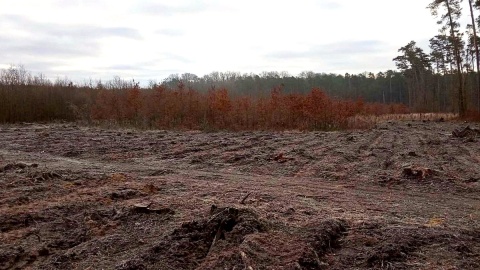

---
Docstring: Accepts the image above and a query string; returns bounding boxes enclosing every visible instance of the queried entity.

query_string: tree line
[0,66,408,130]
[158,70,408,107]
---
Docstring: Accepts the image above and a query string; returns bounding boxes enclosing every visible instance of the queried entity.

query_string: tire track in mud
[0,145,458,191]
[287,132,355,178]
[369,129,397,165]
[355,129,382,154]
[314,129,391,179]
[0,125,381,180]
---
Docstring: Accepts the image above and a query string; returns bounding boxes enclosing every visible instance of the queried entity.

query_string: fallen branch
[206,225,222,257]
[240,193,251,204]
[208,207,229,223]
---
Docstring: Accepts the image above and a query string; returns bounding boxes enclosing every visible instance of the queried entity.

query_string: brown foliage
[90,84,408,130]
[0,70,409,130]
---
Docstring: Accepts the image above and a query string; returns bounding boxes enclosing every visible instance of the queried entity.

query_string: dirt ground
[0,120,479,269]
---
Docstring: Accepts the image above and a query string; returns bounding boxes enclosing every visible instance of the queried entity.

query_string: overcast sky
[0,0,475,83]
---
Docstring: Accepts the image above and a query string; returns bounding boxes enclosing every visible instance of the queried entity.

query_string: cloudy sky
[0,0,474,83]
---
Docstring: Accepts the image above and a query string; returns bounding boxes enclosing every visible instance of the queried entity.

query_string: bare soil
[0,120,479,269]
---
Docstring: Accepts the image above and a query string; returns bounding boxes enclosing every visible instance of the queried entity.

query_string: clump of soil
[139,210,349,270]
[365,227,423,267]
[120,205,267,269]
[328,221,480,269]
[298,219,348,269]
[452,125,480,138]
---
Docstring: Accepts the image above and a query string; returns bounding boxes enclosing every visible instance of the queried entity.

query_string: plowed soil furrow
[1,121,480,269]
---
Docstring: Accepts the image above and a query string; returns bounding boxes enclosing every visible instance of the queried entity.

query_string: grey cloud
[0,14,142,81]
[2,14,141,40]
[0,14,142,69]
[265,40,393,74]
[266,40,387,60]
[0,36,99,58]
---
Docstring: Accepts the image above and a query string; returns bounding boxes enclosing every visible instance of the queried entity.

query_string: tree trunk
[446,0,466,117]
[389,76,392,103]
[469,0,480,110]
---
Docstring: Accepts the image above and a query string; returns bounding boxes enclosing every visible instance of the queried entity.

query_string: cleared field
[0,120,479,269]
